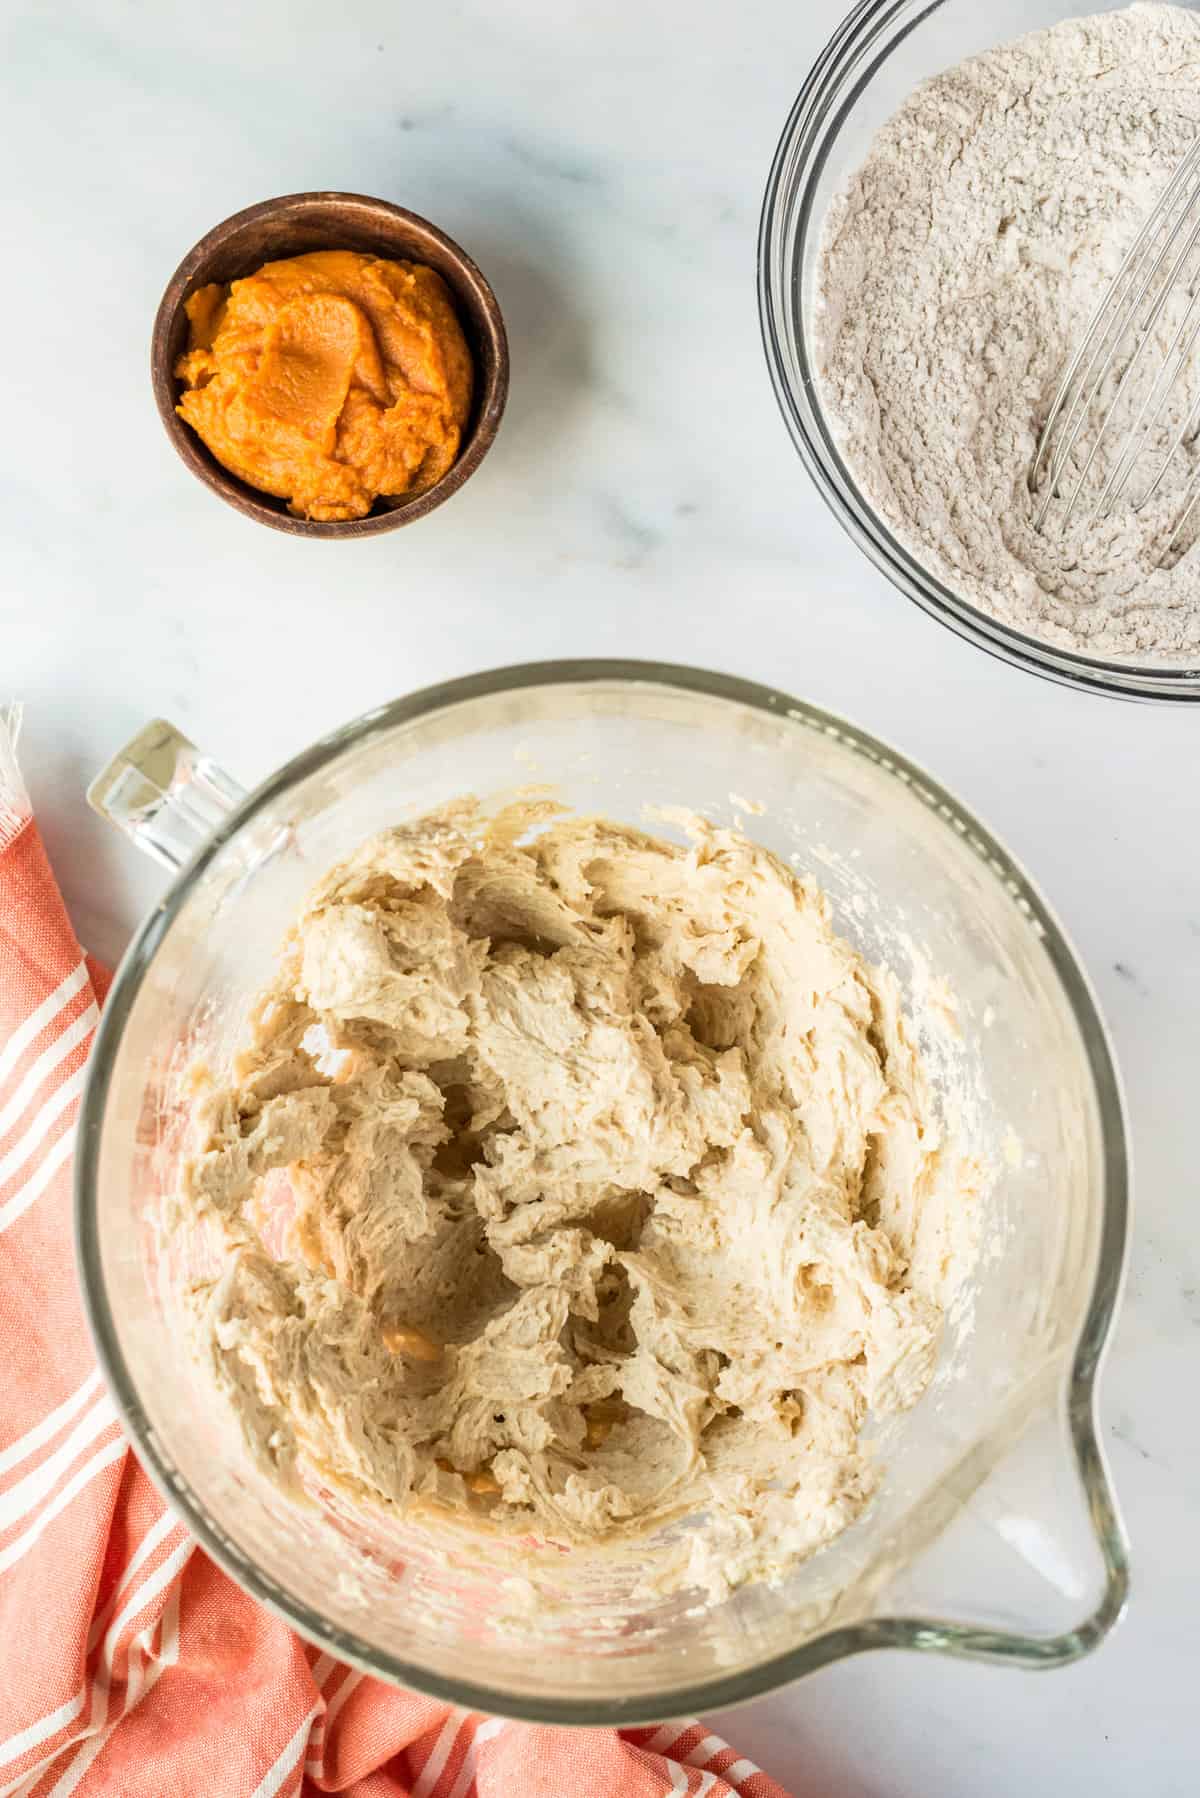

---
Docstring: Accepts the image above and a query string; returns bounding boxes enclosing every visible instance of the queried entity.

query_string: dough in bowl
[181,801,982,1601]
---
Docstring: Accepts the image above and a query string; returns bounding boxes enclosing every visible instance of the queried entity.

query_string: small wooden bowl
[151,192,509,538]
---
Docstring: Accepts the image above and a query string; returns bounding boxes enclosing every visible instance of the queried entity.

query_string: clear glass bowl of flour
[77,663,1129,1721]
[760,0,1200,702]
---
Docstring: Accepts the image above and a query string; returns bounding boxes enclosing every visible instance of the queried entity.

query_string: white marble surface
[2,0,1198,1790]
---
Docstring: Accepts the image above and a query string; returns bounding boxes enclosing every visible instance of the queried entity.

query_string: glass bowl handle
[87,719,246,871]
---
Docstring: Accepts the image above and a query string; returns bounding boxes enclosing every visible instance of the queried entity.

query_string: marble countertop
[3,0,1197,1791]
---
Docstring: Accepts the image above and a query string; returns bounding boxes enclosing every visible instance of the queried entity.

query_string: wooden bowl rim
[151,190,509,539]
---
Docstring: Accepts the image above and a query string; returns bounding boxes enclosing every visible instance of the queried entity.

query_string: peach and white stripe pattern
[0,709,794,1798]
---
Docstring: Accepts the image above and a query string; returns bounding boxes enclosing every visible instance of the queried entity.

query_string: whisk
[1031,138,1200,553]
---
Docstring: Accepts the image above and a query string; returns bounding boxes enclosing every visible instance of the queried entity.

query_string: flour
[815,3,1200,663]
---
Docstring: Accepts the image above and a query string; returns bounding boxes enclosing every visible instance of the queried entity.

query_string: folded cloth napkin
[0,713,794,1798]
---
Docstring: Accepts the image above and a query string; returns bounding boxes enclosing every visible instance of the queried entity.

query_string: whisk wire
[1070,205,1200,528]
[1116,302,1200,515]
[1094,285,1200,516]
[1031,137,1200,503]
[1171,480,1200,554]
[1033,137,1200,540]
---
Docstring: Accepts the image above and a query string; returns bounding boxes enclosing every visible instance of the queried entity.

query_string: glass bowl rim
[74,658,1131,1723]
[757,0,1200,704]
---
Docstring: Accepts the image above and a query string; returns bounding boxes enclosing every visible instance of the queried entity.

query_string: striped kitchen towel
[0,708,794,1798]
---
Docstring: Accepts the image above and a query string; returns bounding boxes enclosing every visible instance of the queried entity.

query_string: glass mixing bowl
[77,662,1129,1723]
[759,0,1200,703]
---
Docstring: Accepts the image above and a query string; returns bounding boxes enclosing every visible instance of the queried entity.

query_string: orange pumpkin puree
[175,251,473,522]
